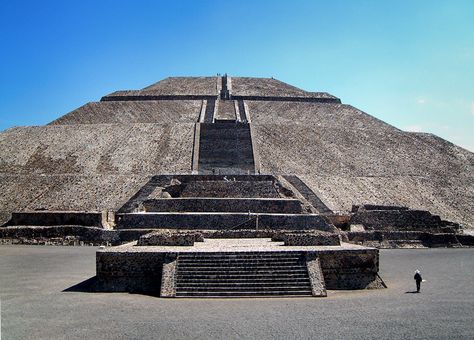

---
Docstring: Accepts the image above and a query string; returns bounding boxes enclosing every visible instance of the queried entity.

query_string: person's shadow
[405,291,420,294]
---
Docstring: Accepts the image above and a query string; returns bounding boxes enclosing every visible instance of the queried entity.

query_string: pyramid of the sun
[0,76,473,228]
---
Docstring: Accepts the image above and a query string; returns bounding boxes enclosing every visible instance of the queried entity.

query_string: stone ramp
[283,175,332,214]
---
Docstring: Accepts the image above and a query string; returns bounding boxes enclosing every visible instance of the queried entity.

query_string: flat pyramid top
[102,76,339,101]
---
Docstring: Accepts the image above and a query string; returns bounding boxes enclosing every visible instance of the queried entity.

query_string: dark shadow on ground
[63,276,161,297]
[63,276,97,292]
[405,291,420,294]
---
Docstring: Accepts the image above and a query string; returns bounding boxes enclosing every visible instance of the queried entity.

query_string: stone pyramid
[1,75,473,229]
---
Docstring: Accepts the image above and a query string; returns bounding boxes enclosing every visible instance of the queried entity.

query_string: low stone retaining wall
[346,231,471,248]
[0,226,118,246]
[457,234,474,246]
[274,232,340,246]
[137,230,204,246]
[350,206,460,233]
[96,249,165,295]
[5,211,107,228]
[319,249,385,289]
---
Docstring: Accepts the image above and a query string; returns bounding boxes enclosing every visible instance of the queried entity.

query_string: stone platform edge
[95,241,384,296]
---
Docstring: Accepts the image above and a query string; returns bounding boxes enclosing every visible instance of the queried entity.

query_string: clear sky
[1,0,473,151]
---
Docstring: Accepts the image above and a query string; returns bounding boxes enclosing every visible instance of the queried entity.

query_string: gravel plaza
[1,246,473,340]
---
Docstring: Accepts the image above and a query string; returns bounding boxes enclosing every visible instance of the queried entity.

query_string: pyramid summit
[1,75,472,229]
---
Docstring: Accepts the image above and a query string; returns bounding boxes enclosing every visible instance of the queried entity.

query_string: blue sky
[1,0,473,151]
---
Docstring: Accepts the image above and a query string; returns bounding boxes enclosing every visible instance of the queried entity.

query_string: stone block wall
[115,213,336,232]
[5,211,106,227]
[142,198,304,214]
[346,231,470,248]
[137,230,204,246]
[272,232,340,246]
[0,226,118,246]
[318,249,385,289]
[349,207,460,232]
[96,249,166,294]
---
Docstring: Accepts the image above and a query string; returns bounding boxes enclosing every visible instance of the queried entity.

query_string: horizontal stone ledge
[115,213,336,232]
[100,94,340,104]
[142,198,304,214]
[5,211,107,228]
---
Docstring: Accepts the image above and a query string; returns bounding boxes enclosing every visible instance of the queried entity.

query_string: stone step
[178,257,304,262]
[175,290,313,297]
[177,269,308,275]
[175,285,311,291]
[178,263,304,269]
[177,277,311,283]
[178,251,302,257]
[179,258,302,268]
[178,262,304,268]
[200,122,250,130]
[177,271,309,279]
[198,132,252,140]
[177,258,303,264]
[178,255,303,261]
[176,281,311,287]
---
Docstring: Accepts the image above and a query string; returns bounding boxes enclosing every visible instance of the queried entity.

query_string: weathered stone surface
[232,77,339,100]
[198,123,255,174]
[0,225,119,245]
[319,249,385,289]
[349,205,460,232]
[5,211,106,227]
[96,248,165,294]
[137,230,203,246]
[142,198,305,213]
[275,232,340,246]
[253,119,473,227]
[50,100,202,125]
[116,212,336,232]
[346,230,467,248]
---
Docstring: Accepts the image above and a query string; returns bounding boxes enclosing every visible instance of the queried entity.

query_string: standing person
[414,270,423,293]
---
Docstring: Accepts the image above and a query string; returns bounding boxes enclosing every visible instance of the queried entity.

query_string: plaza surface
[1,246,473,340]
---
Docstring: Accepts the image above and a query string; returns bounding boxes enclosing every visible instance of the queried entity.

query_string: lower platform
[96,238,385,297]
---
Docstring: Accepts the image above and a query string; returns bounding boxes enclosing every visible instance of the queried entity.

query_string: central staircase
[198,123,255,175]
[175,251,313,297]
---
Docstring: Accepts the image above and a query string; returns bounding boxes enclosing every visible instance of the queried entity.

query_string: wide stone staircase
[175,251,314,297]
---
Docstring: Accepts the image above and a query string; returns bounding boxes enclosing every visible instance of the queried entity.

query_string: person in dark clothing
[414,270,423,292]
